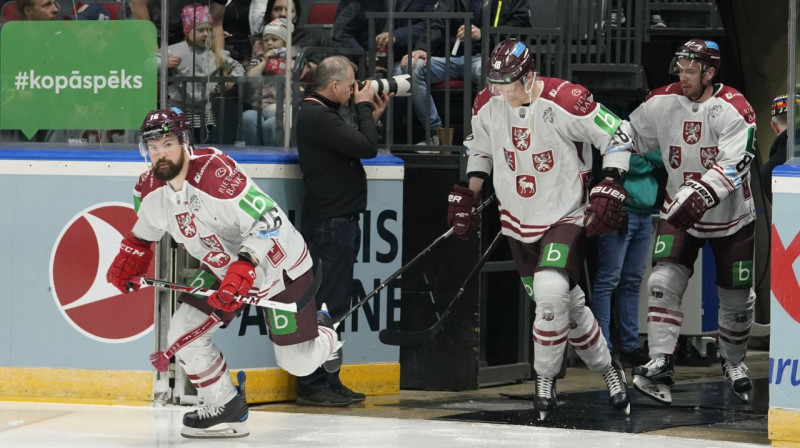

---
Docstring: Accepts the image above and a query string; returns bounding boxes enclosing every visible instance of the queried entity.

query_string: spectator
[295,56,391,406]
[16,0,58,20]
[402,0,531,145]
[130,0,226,50]
[332,0,385,52]
[263,0,340,67]
[221,0,258,66]
[163,3,244,144]
[65,2,111,20]
[761,94,799,202]
[243,17,292,146]
[590,149,663,368]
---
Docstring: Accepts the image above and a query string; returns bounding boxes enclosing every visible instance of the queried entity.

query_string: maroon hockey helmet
[669,38,721,77]
[138,107,192,157]
[486,39,534,84]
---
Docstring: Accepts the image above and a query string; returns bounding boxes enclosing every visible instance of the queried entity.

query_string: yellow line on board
[770,407,800,446]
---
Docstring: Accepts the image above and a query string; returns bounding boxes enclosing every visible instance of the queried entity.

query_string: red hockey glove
[208,260,256,312]
[447,184,482,241]
[106,233,154,293]
[667,180,718,231]
[585,178,628,237]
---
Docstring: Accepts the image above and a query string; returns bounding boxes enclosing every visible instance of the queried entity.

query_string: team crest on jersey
[700,146,719,169]
[504,148,516,171]
[532,150,554,173]
[669,146,682,169]
[175,212,197,238]
[267,242,287,267]
[683,121,702,144]
[516,175,537,198]
[543,107,555,123]
[189,195,201,213]
[512,127,530,151]
[683,172,702,184]
[200,234,223,251]
[708,104,723,119]
[203,251,231,269]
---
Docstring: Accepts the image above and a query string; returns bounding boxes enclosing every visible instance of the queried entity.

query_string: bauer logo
[49,202,155,343]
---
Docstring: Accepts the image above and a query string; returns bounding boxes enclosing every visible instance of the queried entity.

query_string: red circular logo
[49,203,155,343]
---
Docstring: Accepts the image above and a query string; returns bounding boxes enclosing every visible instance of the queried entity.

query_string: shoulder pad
[644,83,681,101]
[714,85,756,124]
[540,77,596,116]
[472,87,495,116]
[187,151,249,199]
[134,170,165,201]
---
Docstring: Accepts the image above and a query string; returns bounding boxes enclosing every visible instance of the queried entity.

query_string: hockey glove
[667,180,718,231]
[447,184,482,241]
[208,260,256,312]
[106,233,154,293]
[585,178,628,237]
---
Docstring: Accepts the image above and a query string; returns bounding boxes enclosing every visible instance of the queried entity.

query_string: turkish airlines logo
[49,203,155,343]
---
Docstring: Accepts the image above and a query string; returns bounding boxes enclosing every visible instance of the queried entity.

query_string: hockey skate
[632,354,675,405]
[602,358,630,415]
[181,371,250,439]
[534,375,557,421]
[722,359,752,403]
[318,305,342,373]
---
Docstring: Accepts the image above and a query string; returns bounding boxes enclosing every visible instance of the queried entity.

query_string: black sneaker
[333,383,366,402]
[620,347,650,367]
[297,386,353,407]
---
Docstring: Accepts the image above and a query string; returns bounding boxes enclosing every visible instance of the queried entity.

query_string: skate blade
[538,411,549,421]
[633,375,672,405]
[622,402,630,416]
[734,391,749,403]
[181,422,249,439]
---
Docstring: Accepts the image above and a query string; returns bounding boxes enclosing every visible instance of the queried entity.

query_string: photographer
[295,56,392,406]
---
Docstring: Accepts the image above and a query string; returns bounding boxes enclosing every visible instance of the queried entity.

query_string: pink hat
[181,3,213,35]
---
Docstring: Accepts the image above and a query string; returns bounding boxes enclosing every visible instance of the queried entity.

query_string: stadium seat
[306,1,338,25]
[1,2,20,23]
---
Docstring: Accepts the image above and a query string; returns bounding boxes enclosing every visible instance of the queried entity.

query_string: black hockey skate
[318,306,342,373]
[534,375,557,421]
[632,354,675,405]
[181,371,250,439]
[722,359,752,403]
[602,358,630,415]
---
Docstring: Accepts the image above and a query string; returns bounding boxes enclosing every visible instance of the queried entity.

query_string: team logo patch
[175,212,197,238]
[532,150,554,173]
[203,252,231,269]
[504,148,516,171]
[512,127,530,151]
[700,146,719,169]
[683,171,702,184]
[189,194,201,213]
[200,234,223,251]
[669,146,682,169]
[267,242,287,267]
[683,121,702,144]
[215,167,227,178]
[516,175,537,198]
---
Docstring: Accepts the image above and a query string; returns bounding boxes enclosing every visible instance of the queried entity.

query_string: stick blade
[378,321,443,346]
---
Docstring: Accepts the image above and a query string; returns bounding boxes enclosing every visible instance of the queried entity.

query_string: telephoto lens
[358,74,412,97]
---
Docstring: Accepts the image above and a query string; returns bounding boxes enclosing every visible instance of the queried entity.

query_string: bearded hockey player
[106,108,342,438]
[448,39,634,420]
[628,39,757,405]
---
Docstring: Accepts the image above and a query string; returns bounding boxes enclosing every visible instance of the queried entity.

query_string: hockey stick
[378,229,503,346]
[130,268,321,314]
[334,193,496,325]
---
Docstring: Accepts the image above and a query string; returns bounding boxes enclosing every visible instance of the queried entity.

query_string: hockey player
[106,108,342,438]
[628,39,757,404]
[449,39,632,420]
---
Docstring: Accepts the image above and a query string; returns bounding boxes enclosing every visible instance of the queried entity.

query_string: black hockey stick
[334,193,496,325]
[378,229,503,346]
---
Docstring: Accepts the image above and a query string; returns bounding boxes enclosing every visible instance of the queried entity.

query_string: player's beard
[152,151,185,181]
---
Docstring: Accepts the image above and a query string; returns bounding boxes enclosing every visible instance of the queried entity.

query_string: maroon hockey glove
[447,184,482,241]
[667,180,718,231]
[585,178,628,237]
[208,260,256,312]
[106,233,154,293]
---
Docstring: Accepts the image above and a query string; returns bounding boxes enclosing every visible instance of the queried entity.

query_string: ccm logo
[121,244,147,257]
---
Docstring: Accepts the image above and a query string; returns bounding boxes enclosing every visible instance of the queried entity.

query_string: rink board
[0,146,403,404]
[769,161,800,446]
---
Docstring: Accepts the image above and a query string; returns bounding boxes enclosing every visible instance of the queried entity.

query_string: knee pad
[647,262,690,310]
[531,270,570,337]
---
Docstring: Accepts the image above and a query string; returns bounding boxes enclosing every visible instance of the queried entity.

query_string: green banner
[1,21,157,139]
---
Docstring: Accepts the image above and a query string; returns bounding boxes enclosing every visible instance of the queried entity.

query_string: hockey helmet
[771,94,800,116]
[138,107,192,157]
[669,38,721,77]
[486,39,534,85]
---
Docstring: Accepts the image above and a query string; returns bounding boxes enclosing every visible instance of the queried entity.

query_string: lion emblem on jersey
[504,148,516,171]
[203,251,231,269]
[512,127,530,151]
[200,234,224,251]
[669,146,682,169]
[683,121,702,144]
[700,146,719,169]
[543,107,555,123]
[175,212,197,238]
[532,150,554,173]
[683,172,702,184]
[516,175,537,198]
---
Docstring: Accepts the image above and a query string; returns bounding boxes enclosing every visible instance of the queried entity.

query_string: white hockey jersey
[629,82,757,237]
[466,77,631,243]
[132,148,312,300]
